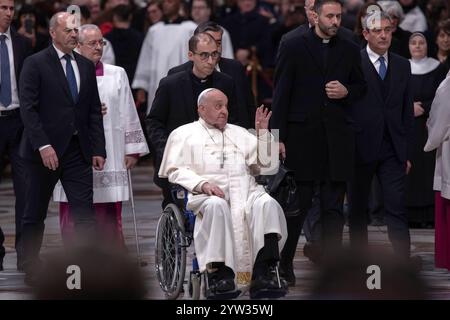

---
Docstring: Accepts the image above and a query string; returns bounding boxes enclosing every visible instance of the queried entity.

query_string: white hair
[362,9,393,30]
[377,1,405,22]
[78,24,101,43]
[197,88,217,107]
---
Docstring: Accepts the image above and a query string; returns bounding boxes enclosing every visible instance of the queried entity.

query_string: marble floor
[1,161,450,300]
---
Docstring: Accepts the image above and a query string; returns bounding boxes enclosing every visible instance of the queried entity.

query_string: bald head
[197,88,228,130]
[49,12,80,54]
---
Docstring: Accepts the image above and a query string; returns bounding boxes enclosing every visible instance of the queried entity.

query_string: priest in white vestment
[159,88,288,299]
[132,0,197,115]
[424,70,450,271]
[53,25,149,247]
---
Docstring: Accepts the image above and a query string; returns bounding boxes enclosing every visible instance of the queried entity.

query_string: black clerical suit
[168,57,254,129]
[271,27,366,270]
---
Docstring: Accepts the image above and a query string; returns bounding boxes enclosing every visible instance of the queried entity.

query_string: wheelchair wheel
[155,204,187,300]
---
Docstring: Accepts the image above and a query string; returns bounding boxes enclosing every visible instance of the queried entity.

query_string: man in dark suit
[275,0,357,265]
[147,32,237,209]
[19,12,106,285]
[271,0,366,286]
[347,11,414,260]
[0,0,32,272]
[277,0,356,60]
[168,21,254,129]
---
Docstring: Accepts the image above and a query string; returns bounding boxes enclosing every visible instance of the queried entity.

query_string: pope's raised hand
[255,105,271,132]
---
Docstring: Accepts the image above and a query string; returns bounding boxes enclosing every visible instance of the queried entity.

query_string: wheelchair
[155,185,241,300]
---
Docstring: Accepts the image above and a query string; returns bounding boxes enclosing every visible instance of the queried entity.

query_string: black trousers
[21,136,96,272]
[280,180,346,265]
[0,113,27,266]
[348,138,411,258]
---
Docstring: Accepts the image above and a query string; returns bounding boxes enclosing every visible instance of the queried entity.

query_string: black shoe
[279,263,295,287]
[303,242,322,265]
[250,266,288,299]
[370,218,385,226]
[0,261,3,271]
[24,272,40,287]
[410,256,422,272]
[205,268,236,299]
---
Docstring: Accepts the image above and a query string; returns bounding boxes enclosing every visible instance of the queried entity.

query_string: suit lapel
[361,49,384,104]
[303,30,325,76]
[385,52,395,105]
[47,46,73,104]
[180,71,196,120]
[74,51,87,104]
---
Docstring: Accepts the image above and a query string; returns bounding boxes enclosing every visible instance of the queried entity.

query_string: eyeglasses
[82,39,107,49]
[194,50,220,61]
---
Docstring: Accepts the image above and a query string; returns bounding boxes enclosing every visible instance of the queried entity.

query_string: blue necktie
[63,54,78,103]
[378,56,387,80]
[0,34,12,107]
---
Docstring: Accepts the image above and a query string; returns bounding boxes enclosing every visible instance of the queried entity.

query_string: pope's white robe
[53,64,149,203]
[424,71,450,199]
[132,21,197,115]
[158,118,287,284]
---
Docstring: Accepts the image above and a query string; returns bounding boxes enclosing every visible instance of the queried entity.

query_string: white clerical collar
[198,117,227,131]
[409,57,441,75]
[366,45,388,65]
[53,44,75,60]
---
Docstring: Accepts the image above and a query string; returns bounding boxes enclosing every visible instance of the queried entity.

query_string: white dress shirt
[52,44,80,93]
[0,27,19,111]
[366,45,389,74]
[39,45,81,151]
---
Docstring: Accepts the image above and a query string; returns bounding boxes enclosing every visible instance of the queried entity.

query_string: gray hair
[362,10,393,30]
[49,11,68,30]
[197,88,217,106]
[78,24,101,43]
[377,0,404,22]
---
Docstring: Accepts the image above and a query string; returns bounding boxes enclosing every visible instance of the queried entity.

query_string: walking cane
[127,168,147,267]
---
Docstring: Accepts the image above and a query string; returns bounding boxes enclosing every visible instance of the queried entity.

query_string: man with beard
[271,0,366,286]
[277,0,356,60]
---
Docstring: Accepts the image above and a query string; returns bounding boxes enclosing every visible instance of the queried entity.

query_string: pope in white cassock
[158,88,288,299]
[53,25,149,247]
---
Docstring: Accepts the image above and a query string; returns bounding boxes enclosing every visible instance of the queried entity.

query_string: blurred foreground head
[34,245,146,300]
[310,248,428,300]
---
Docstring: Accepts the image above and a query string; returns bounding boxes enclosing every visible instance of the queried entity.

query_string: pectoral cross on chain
[217,152,227,169]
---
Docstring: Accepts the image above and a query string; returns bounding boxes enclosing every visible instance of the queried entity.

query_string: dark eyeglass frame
[193,50,220,61]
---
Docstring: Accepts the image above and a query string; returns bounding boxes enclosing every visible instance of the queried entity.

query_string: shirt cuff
[39,145,51,151]
[194,180,208,193]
